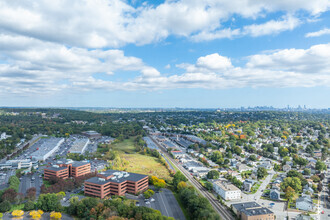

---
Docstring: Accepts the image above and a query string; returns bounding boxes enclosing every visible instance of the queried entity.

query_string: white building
[0,159,38,170]
[0,132,7,140]
[69,138,90,154]
[31,138,64,161]
[213,180,241,201]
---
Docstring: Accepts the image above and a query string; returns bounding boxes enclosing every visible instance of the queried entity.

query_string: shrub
[0,201,12,212]
[24,200,35,211]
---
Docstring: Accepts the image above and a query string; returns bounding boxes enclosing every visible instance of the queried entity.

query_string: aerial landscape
[0,1,329,220]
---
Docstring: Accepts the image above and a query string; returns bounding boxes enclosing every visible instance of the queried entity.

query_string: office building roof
[86,170,147,185]
[241,207,274,216]
[232,202,261,212]
[45,166,67,172]
[71,161,90,167]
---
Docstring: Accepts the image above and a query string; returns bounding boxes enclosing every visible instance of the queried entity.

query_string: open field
[119,153,171,180]
[110,138,136,153]
[103,137,172,180]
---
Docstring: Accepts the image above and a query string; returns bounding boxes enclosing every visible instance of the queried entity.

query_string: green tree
[257,167,268,179]
[207,170,220,179]
[0,201,11,212]
[205,182,213,191]
[248,155,257,161]
[315,160,326,171]
[173,172,187,190]
[177,181,187,191]
[303,168,311,175]
[280,177,302,192]
[36,193,62,212]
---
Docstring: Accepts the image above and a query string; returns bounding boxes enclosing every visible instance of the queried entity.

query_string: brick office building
[64,161,91,178]
[44,161,91,180]
[232,202,275,220]
[44,165,69,180]
[84,170,148,198]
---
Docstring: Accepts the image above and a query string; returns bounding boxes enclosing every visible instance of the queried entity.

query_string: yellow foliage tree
[50,211,62,219]
[12,210,24,217]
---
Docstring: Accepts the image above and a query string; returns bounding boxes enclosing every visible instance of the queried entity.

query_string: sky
[0,0,329,108]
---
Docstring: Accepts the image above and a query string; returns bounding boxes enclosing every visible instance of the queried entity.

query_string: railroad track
[149,135,234,220]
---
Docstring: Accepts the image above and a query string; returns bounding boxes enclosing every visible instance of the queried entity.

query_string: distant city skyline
[0,1,329,107]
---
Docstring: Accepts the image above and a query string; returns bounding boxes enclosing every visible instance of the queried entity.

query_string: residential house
[259,160,272,169]
[269,189,280,200]
[296,195,314,211]
[236,163,252,172]
[282,164,291,172]
[243,179,255,192]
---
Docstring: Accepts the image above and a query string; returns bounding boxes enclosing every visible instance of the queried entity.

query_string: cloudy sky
[0,0,329,108]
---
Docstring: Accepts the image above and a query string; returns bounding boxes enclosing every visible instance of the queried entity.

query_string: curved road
[149,135,234,220]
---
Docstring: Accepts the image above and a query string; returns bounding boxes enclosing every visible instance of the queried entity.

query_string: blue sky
[0,0,329,108]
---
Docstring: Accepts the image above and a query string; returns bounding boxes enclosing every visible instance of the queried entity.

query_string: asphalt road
[19,172,43,196]
[149,135,234,220]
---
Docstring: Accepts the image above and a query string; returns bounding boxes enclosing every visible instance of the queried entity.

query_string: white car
[145,201,150,205]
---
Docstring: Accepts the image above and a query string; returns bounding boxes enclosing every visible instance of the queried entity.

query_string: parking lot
[127,188,186,220]
[19,172,43,196]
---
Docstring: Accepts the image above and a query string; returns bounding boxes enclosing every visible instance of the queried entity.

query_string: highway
[149,135,235,220]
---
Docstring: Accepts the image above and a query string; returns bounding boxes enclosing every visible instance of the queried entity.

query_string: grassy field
[105,137,172,180]
[109,138,136,153]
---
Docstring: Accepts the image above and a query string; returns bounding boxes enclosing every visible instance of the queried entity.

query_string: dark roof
[71,161,90,167]
[45,166,67,172]
[232,202,260,212]
[241,207,274,216]
[85,170,148,185]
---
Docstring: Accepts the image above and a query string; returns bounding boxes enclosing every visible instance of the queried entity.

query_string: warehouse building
[84,170,148,198]
[69,138,90,154]
[44,161,91,180]
[31,138,64,161]
[82,131,101,139]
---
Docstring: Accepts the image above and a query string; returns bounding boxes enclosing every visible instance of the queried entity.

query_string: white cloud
[305,28,330,37]
[1,39,329,95]
[196,53,233,71]
[0,0,329,47]
[193,15,301,41]
[242,15,301,37]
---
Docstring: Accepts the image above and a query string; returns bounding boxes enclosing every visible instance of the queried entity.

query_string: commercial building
[232,202,274,220]
[69,138,90,154]
[82,131,101,139]
[66,161,91,178]
[84,170,148,198]
[44,165,69,180]
[0,159,38,170]
[213,180,241,201]
[31,138,64,161]
[44,161,91,180]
